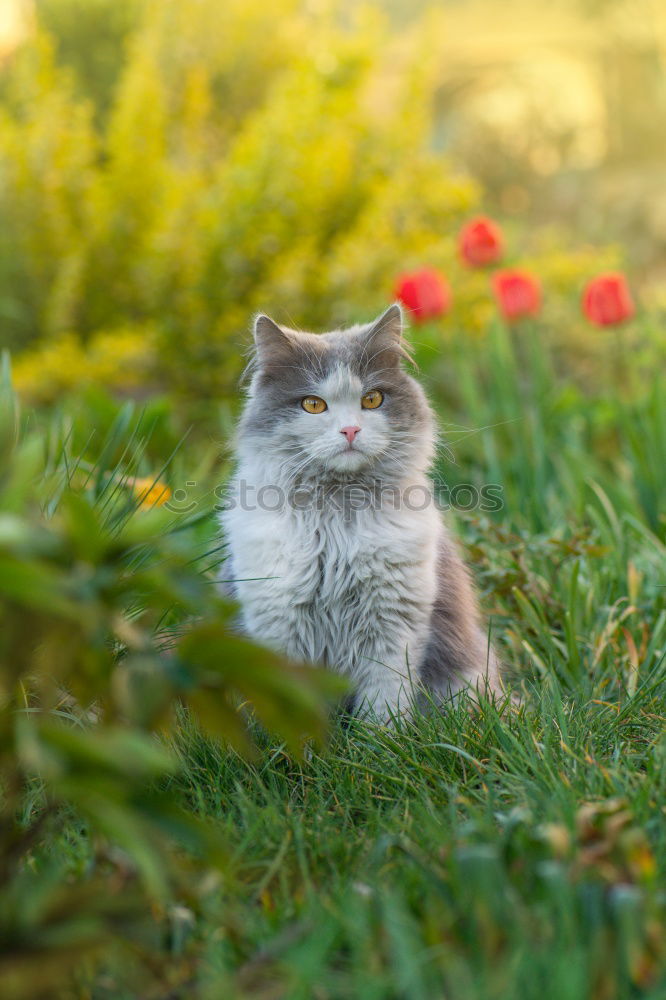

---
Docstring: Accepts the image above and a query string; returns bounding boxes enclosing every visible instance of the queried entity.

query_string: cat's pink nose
[340,425,361,445]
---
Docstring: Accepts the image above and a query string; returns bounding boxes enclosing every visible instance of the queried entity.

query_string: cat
[220,304,499,721]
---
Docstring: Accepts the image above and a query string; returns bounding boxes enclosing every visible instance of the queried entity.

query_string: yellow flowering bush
[0,0,623,402]
[12,325,156,404]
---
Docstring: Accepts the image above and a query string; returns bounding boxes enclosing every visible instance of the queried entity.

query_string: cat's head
[240,305,435,481]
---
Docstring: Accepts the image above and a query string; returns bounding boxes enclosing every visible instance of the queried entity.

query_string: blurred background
[0,0,664,408]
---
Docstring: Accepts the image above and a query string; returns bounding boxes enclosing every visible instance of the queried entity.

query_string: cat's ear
[368,303,403,343]
[253,314,296,367]
[362,303,408,368]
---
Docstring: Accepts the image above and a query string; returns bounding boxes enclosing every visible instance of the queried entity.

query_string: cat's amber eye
[361,389,384,409]
[301,396,327,414]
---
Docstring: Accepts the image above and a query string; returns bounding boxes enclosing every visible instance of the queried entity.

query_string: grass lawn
[168,680,665,999]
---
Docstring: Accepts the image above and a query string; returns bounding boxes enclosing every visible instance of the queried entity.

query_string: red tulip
[582,273,634,327]
[492,269,541,321]
[459,216,504,267]
[394,268,451,323]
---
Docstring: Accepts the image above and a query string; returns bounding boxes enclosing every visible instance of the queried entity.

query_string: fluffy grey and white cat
[220,304,499,721]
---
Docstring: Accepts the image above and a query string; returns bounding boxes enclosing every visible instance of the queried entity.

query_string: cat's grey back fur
[220,305,499,720]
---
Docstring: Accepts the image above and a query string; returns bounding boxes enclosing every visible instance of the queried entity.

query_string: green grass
[27,321,666,997]
[167,685,665,1000]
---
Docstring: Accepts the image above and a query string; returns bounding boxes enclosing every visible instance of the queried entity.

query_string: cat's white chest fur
[222,457,441,718]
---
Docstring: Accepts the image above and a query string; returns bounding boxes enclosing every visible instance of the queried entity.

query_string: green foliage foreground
[1,318,665,997]
[0,359,342,998]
